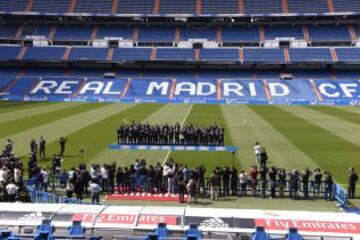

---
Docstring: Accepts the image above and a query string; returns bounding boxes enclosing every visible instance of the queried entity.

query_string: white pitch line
[162,104,193,166]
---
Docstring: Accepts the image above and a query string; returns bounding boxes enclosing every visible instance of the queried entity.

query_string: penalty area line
[162,104,193,166]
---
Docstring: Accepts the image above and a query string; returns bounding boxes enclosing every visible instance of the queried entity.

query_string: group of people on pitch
[117,121,225,146]
[0,139,358,204]
[249,142,358,200]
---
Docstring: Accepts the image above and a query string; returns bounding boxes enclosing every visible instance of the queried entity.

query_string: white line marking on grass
[228,118,248,128]
[162,104,193,166]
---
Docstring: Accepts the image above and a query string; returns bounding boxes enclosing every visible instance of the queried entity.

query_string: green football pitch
[1,101,359,209]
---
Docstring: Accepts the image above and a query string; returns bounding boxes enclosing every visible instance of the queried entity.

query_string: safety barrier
[25,178,97,205]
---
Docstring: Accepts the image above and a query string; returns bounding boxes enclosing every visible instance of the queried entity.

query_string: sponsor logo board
[255,218,360,234]
[71,214,179,226]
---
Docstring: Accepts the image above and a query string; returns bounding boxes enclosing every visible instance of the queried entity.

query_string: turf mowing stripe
[221,105,318,170]
[279,106,360,148]
[250,105,360,183]
[169,104,240,174]
[0,102,85,124]
[0,101,51,113]
[0,103,137,158]
[334,106,360,115]
[0,103,105,138]
[162,104,193,165]
[89,104,193,167]
[306,106,360,125]
[41,104,164,169]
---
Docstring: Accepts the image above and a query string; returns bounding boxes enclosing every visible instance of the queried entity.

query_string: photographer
[301,168,312,200]
[324,171,334,201]
[259,148,268,168]
[239,170,248,197]
[268,166,277,198]
[289,169,300,200]
[59,137,67,157]
[313,168,322,199]
[250,166,258,196]
[259,166,267,199]
[210,170,220,200]
[277,169,286,198]
[348,167,358,199]
[231,167,238,196]
[254,142,261,163]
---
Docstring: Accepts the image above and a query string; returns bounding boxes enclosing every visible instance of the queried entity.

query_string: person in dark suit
[59,137,67,157]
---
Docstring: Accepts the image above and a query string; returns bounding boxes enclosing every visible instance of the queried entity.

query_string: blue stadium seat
[8,76,40,96]
[251,227,270,240]
[31,0,71,13]
[157,48,195,61]
[153,223,170,239]
[24,47,66,61]
[0,0,27,11]
[308,25,350,41]
[0,46,21,60]
[159,0,196,14]
[264,26,304,40]
[201,0,238,14]
[200,48,239,61]
[34,219,54,240]
[0,24,18,39]
[244,0,282,14]
[0,230,14,240]
[285,228,303,240]
[31,26,51,39]
[74,0,113,14]
[185,224,202,240]
[289,48,332,62]
[243,48,284,63]
[180,27,217,41]
[288,0,328,13]
[334,0,360,12]
[0,76,15,92]
[138,27,175,42]
[222,26,259,42]
[68,47,108,61]
[68,221,85,237]
[36,219,54,234]
[112,48,152,61]
[96,26,134,40]
[54,26,93,41]
[117,0,154,14]
[336,48,360,62]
